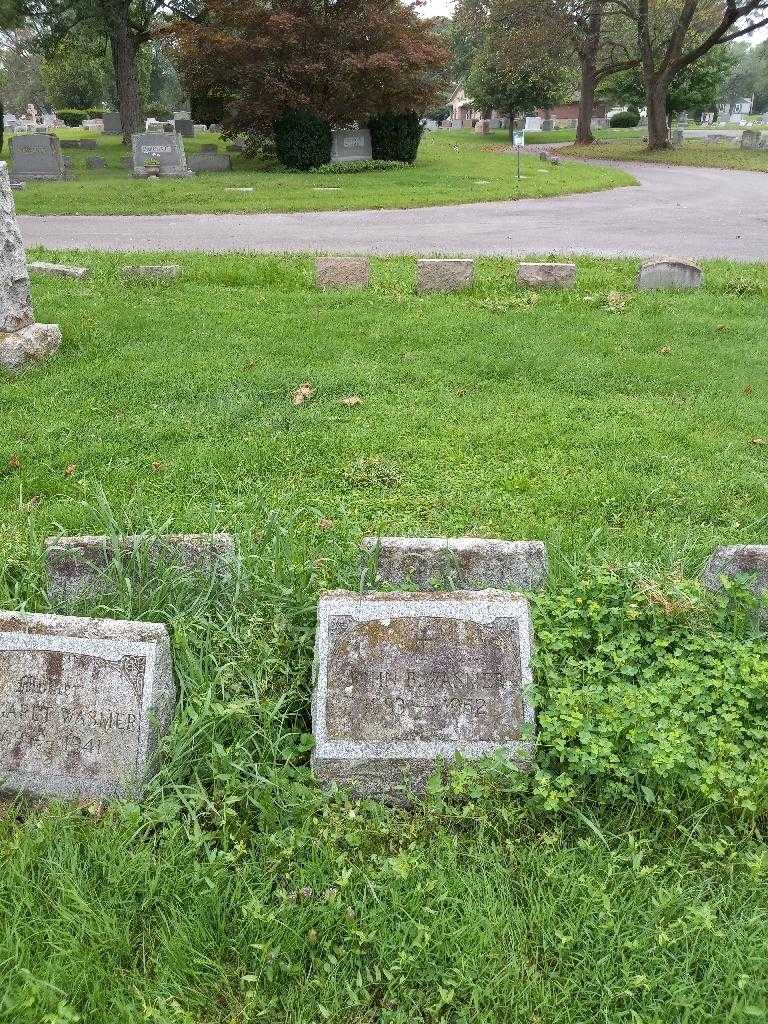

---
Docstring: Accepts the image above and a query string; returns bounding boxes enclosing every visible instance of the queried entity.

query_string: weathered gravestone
[703,545,768,623]
[131,132,192,178]
[315,257,370,290]
[0,163,63,372]
[188,152,232,173]
[173,118,195,138]
[9,133,69,181]
[0,610,175,800]
[86,157,107,170]
[312,590,534,799]
[44,533,235,601]
[517,263,576,289]
[361,538,548,591]
[741,129,763,150]
[417,259,474,293]
[102,112,122,135]
[637,258,702,291]
[28,261,89,280]
[330,129,373,163]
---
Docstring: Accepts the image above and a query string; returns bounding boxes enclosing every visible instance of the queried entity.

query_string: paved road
[19,160,768,261]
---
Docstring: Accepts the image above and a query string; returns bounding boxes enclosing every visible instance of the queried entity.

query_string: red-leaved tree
[171,0,450,136]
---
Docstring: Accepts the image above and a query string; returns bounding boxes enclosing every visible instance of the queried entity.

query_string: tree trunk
[577,57,597,145]
[112,11,142,146]
[646,79,670,150]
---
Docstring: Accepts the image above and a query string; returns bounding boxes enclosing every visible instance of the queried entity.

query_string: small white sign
[513,131,525,147]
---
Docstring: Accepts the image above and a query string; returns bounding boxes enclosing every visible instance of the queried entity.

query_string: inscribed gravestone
[132,132,192,177]
[0,610,175,799]
[102,112,122,135]
[173,118,195,138]
[330,129,373,163]
[9,134,68,181]
[312,590,534,799]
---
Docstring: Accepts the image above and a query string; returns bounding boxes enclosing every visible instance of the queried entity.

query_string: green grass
[5,251,768,572]
[564,138,768,172]
[11,128,634,216]
[2,253,768,1022]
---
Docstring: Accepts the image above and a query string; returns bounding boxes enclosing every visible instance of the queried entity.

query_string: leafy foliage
[609,110,640,127]
[55,107,105,125]
[172,0,450,137]
[368,111,423,163]
[274,109,332,170]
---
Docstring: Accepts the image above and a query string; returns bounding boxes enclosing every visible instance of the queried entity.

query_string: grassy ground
[563,138,768,172]
[10,128,634,216]
[2,253,768,1023]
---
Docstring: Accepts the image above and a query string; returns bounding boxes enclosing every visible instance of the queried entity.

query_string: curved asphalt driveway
[19,161,768,261]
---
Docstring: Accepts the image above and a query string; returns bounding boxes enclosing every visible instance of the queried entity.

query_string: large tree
[172,0,449,137]
[616,0,768,149]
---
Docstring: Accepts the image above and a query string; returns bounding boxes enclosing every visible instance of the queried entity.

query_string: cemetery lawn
[2,253,768,1022]
[563,138,768,172]
[10,128,634,215]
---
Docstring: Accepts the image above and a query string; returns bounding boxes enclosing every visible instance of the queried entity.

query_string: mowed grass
[10,127,634,215]
[564,138,768,172]
[3,251,768,575]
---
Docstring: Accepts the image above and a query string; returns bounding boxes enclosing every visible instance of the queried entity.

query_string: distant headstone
[193,124,207,135]
[28,261,89,280]
[102,112,122,135]
[9,133,69,181]
[330,128,372,163]
[312,590,534,799]
[131,133,192,178]
[416,259,474,293]
[78,139,98,151]
[741,129,762,150]
[672,128,684,144]
[450,119,465,131]
[86,157,107,169]
[0,609,175,800]
[474,120,490,134]
[703,546,768,623]
[60,139,79,149]
[637,259,702,291]
[524,116,542,131]
[315,257,371,290]
[541,118,554,131]
[44,533,235,601]
[81,119,104,132]
[361,538,548,590]
[517,262,576,289]
[188,152,232,173]
[121,264,183,280]
[173,118,195,138]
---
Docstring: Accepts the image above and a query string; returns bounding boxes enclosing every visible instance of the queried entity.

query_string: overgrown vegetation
[564,137,768,172]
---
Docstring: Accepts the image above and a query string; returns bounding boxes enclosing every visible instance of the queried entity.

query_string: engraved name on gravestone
[330,129,373,163]
[312,590,534,799]
[9,133,68,181]
[131,132,192,177]
[0,611,175,799]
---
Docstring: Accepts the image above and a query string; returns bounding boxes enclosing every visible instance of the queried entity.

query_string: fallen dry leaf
[317,518,334,531]
[750,437,768,445]
[64,463,76,478]
[456,388,466,397]
[151,461,165,473]
[338,396,362,407]
[716,324,729,332]
[744,385,753,396]
[291,382,316,406]
[7,455,20,470]
[659,346,671,354]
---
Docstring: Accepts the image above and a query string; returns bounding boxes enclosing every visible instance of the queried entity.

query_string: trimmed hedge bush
[145,102,172,121]
[56,108,104,127]
[191,95,225,126]
[610,110,641,128]
[368,111,423,163]
[274,109,331,170]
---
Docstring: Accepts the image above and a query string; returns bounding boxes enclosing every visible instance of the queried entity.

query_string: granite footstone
[0,610,174,800]
[315,257,371,289]
[45,533,236,601]
[416,259,474,293]
[361,538,548,591]
[28,262,89,279]
[121,265,182,280]
[312,589,534,800]
[517,263,576,289]
[637,259,702,291]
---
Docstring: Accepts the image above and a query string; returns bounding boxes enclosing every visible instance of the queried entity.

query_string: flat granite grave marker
[517,263,576,289]
[312,589,534,799]
[0,610,175,800]
[416,259,474,293]
[188,152,232,173]
[131,132,192,178]
[315,257,371,289]
[330,129,372,163]
[703,545,768,623]
[9,133,69,181]
[361,538,548,591]
[44,533,235,601]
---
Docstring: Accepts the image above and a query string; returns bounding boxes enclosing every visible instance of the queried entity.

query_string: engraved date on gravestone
[0,647,145,779]
[326,614,523,743]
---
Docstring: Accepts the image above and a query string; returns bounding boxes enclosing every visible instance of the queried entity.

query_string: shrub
[145,102,172,121]
[56,108,88,127]
[191,94,226,126]
[311,159,407,174]
[368,111,423,163]
[274,109,331,170]
[610,110,641,128]
[86,107,104,119]
[0,101,3,154]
